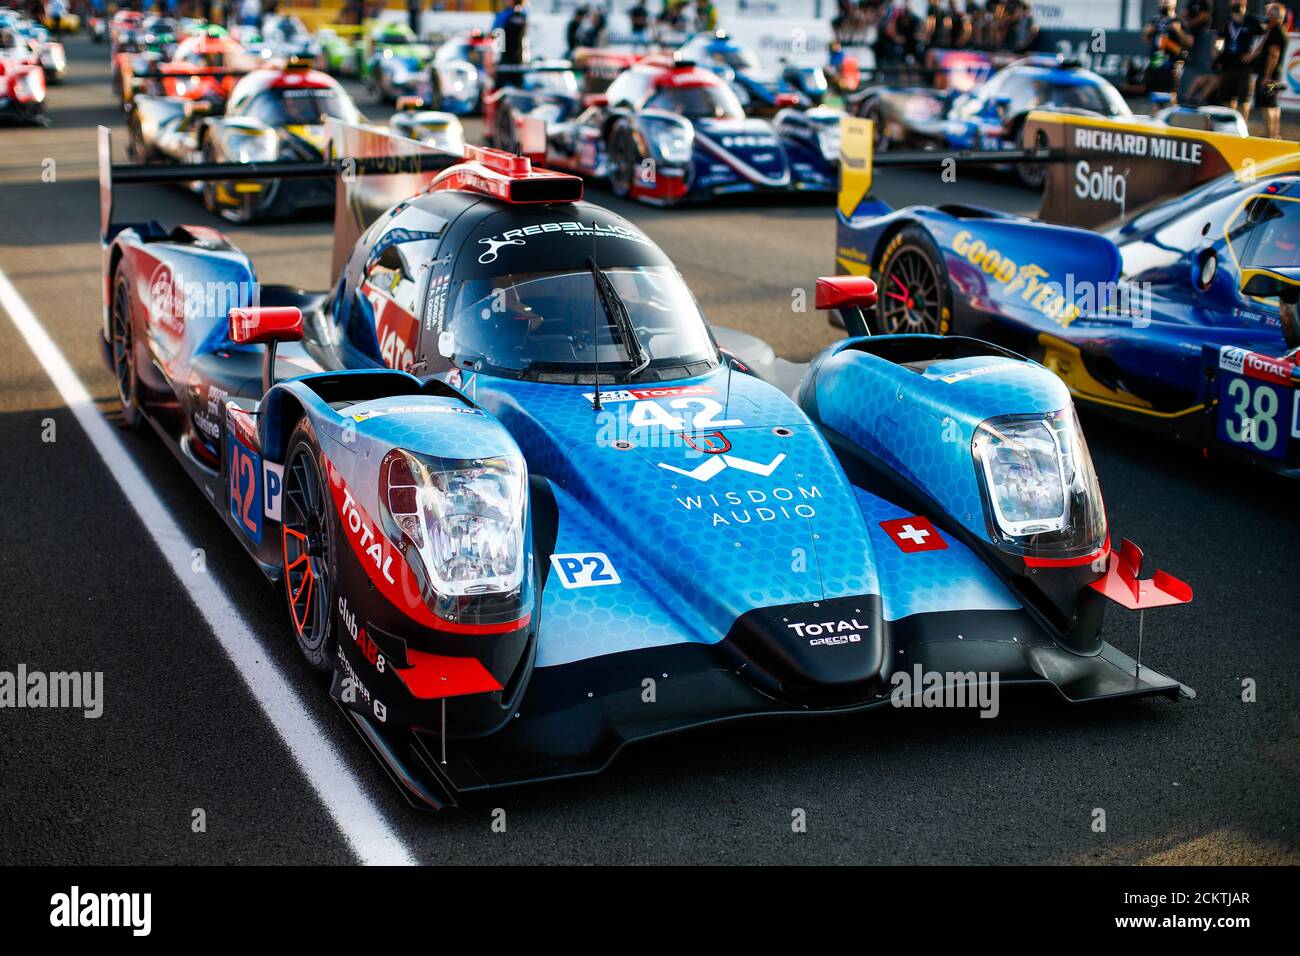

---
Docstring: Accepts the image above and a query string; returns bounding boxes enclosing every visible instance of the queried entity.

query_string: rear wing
[836,112,1300,231]
[835,115,1063,221]
[1022,111,1300,228]
[97,120,462,283]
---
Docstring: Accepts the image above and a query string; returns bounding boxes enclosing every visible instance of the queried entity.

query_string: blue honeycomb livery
[803,336,1070,544]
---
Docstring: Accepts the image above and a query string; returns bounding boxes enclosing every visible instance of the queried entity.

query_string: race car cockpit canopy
[438,206,720,383]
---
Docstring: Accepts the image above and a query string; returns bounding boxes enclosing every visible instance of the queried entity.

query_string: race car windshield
[1039,80,1128,116]
[1235,196,1300,269]
[646,82,743,119]
[247,88,358,126]
[438,41,484,68]
[682,39,759,71]
[523,70,578,94]
[444,266,717,379]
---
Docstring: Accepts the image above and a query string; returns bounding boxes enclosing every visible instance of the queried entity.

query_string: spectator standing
[1178,1,1215,103]
[1144,0,1185,98]
[1255,2,1288,137]
[628,2,651,45]
[565,5,587,57]
[1006,1,1037,53]
[498,1,528,66]
[1218,0,1264,119]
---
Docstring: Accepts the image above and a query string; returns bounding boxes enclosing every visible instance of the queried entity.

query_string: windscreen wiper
[587,256,650,381]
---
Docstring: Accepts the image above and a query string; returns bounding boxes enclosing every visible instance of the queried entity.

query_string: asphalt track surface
[0,37,1296,865]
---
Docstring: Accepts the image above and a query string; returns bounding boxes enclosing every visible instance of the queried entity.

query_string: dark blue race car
[97,120,1192,807]
[545,55,838,205]
[677,29,827,115]
[852,56,1245,188]
[833,114,1300,476]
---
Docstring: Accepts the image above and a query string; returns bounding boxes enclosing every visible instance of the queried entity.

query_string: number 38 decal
[1221,376,1294,458]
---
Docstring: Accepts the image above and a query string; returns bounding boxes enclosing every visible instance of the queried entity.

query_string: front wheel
[1014,122,1048,190]
[862,98,891,152]
[607,124,640,198]
[110,271,144,429]
[281,420,337,672]
[874,225,952,335]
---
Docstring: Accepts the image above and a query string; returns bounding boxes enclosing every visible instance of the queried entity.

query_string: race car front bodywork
[97,123,1195,810]
[834,112,1300,476]
[546,106,837,206]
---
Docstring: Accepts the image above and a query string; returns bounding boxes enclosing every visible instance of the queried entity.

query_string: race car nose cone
[725,595,885,703]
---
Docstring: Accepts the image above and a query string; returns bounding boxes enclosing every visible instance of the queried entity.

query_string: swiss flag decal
[880,516,948,553]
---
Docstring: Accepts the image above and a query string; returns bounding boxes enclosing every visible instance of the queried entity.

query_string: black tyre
[281,420,337,672]
[874,225,952,335]
[1014,121,1048,190]
[127,111,154,163]
[863,98,890,152]
[110,271,144,430]
[607,123,640,198]
[494,107,518,154]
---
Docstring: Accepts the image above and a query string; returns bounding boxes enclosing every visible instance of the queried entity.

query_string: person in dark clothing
[1217,0,1264,117]
[1144,0,1185,97]
[1255,3,1289,137]
[499,0,528,66]
[1178,0,1215,103]
[408,0,421,37]
[565,4,586,57]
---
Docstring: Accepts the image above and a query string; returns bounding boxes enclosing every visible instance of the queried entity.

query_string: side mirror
[229,306,303,344]
[815,276,877,338]
[230,306,303,395]
[1240,266,1300,302]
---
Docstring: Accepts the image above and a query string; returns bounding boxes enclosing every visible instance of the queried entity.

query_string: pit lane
[0,35,1295,865]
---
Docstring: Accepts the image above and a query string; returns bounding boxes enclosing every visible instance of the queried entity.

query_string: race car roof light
[429,144,583,204]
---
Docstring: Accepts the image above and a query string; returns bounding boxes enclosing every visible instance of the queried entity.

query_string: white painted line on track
[0,265,417,866]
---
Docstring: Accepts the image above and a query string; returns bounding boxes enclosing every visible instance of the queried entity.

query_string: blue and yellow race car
[852,56,1245,187]
[97,119,1192,807]
[834,113,1300,476]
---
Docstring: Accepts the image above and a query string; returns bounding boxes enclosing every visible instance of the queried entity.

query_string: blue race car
[852,56,1245,188]
[545,55,838,205]
[677,29,827,115]
[833,114,1300,476]
[97,120,1191,807]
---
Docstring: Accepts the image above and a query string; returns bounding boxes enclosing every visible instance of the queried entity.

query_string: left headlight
[227,129,278,163]
[648,120,692,164]
[971,409,1105,558]
[382,449,527,597]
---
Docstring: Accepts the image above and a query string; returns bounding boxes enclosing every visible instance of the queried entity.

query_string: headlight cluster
[648,120,692,164]
[382,449,527,597]
[227,129,277,163]
[816,125,840,162]
[972,410,1106,558]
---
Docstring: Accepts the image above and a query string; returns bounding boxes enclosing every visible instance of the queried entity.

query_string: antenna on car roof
[590,222,602,412]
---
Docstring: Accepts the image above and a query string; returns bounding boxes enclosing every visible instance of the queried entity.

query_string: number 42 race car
[98,120,1192,808]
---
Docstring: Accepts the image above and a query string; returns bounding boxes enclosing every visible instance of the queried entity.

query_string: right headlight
[971,409,1106,559]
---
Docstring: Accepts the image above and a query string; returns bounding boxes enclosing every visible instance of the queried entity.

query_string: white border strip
[0,265,416,866]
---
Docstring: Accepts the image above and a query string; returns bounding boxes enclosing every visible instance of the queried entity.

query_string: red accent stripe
[431,612,532,635]
[1023,534,1111,569]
